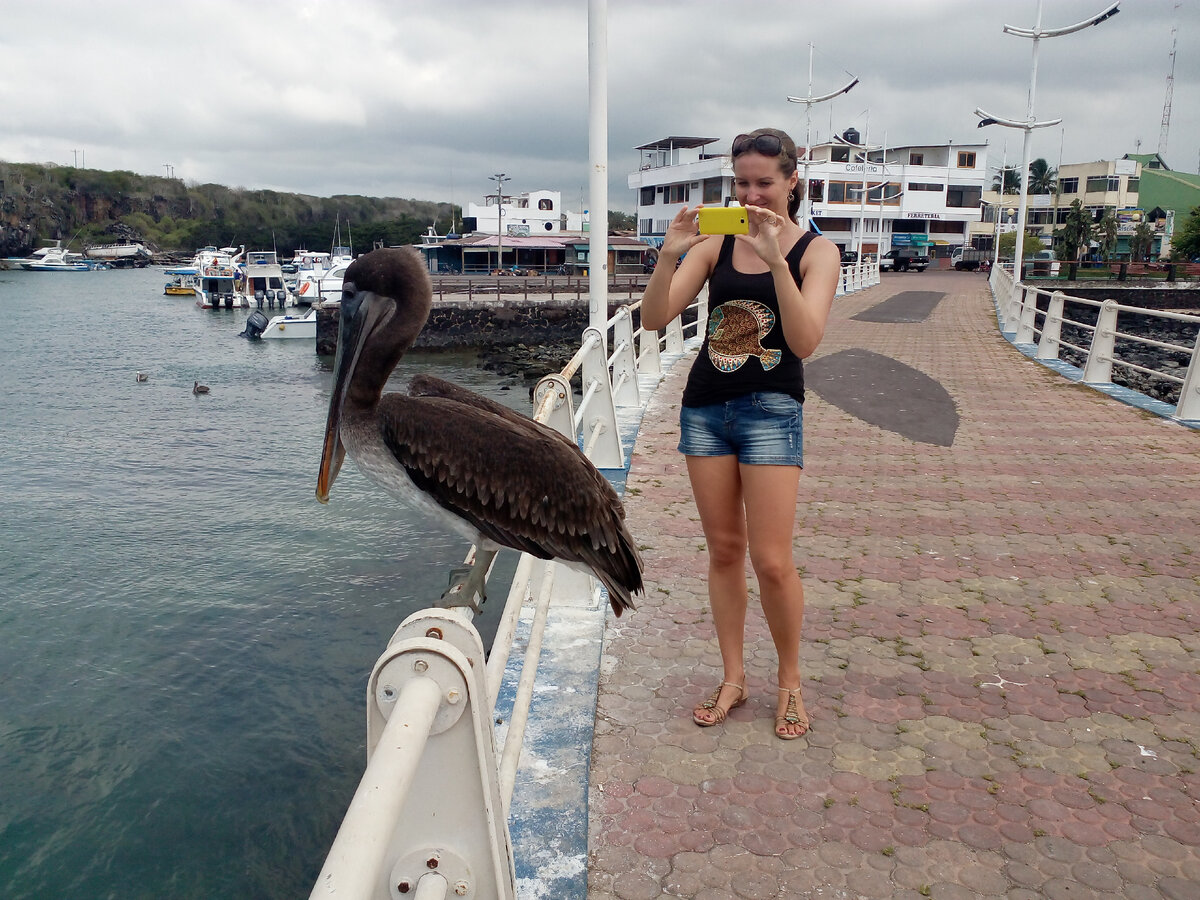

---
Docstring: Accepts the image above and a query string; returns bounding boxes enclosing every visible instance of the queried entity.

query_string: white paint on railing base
[1036,292,1065,360]
[1176,351,1200,422]
[610,308,641,407]
[1081,299,1118,385]
[579,326,624,467]
[1016,285,1039,344]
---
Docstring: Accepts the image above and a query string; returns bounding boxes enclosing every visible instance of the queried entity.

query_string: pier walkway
[586,271,1200,899]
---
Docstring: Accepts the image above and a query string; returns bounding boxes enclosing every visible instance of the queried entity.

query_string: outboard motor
[255,289,265,309]
[224,292,234,309]
[240,309,269,340]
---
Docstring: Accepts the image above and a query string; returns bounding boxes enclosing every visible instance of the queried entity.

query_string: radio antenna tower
[1158,3,1179,156]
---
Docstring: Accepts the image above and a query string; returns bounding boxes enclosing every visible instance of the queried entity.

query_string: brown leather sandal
[693,681,747,727]
[775,686,810,740]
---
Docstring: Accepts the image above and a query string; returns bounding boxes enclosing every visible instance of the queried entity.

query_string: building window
[1085,175,1117,193]
[808,179,824,202]
[908,182,943,192]
[639,218,653,234]
[827,182,847,203]
[1127,177,1139,193]
[665,183,689,203]
[1028,210,1054,225]
[957,151,976,168]
[653,219,670,233]
[831,147,850,162]
[702,178,723,204]
[538,198,553,211]
[1059,177,1078,194]
[947,186,981,208]
[867,182,902,204]
[909,152,924,165]
[1056,208,1071,224]
[640,186,655,205]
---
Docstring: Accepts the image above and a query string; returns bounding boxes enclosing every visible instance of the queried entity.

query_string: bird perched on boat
[316,247,642,615]
[135,371,149,383]
[193,381,210,395]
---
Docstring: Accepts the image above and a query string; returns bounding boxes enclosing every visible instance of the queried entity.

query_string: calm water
[0,266,526,898]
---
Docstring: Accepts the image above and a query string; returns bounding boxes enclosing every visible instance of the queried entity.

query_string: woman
[639,128,840,739]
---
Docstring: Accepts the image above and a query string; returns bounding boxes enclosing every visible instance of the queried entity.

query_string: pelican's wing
[377,390,642,610]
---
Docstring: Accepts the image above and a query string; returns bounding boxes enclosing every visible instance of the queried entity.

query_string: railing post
[533,373,576,441]
[1081,299,1119,385]
[638,325,662,375]
[1036,291,1065,360]
[1015,286,1039,344]
[579,326,624,468]
[610,307,641,407]
[1173,341,1200,422]
[664,316,684,354]
[312,610,515,900]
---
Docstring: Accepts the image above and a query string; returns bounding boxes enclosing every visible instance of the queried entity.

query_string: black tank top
[681,232,817,408]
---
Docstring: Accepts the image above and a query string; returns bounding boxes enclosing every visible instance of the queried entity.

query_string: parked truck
[879,249,930,272]
[951,247,990,271]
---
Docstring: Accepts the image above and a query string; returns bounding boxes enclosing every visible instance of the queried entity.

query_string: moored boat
[163,267,199,296]
[260,306,317,339]
[22,246,93,271]
[85,241,152,267]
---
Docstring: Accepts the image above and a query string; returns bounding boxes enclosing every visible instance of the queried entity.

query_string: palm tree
[1061,200,1092,262]
[1027,158,1058,195]
[992,167,1021,195]
[1094,209,1118,261]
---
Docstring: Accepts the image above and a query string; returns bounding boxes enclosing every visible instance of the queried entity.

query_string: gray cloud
[1,1,1194,213]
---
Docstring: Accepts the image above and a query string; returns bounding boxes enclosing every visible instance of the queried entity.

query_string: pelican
[316,248,642,615]
[135,372,149,383]
[193,381,210,394]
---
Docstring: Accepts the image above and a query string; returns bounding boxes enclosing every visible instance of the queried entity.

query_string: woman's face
[732,152,798,214]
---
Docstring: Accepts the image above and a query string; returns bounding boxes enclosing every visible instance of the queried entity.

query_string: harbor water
[0,266,526,898]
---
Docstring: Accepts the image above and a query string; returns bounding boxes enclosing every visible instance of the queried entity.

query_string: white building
[628,134,989,259]
[463,189,587,236]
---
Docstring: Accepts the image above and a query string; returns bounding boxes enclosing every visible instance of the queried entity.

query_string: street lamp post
[974,0,1119,283]
[490,173,510,273]
[786,44,858,228]
[834,125,883,259]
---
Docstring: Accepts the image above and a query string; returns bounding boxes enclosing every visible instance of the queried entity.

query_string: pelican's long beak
[316,286,390,502]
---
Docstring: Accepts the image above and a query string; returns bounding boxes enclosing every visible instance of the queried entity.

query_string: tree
[1130,220,1155,261]
[1060,199,1093,261]
[1027,158,1057,195]
[1094,209,1118,260]
[1170,205,1200,261]
[992,168,1021,195]
[608,210,636,232]
[997,230,1044,260]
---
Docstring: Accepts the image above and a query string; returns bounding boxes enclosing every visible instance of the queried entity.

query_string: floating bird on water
[193,381,210,395]
[316,247,642,615]
[135,372,149,383]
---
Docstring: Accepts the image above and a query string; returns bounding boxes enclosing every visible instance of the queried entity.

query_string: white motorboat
[259,306,317,339]
[22,246,92,271]
[194,246,245,308]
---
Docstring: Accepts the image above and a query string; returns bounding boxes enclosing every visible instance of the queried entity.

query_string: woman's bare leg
[741,463,809,737]
[685,454,749,723]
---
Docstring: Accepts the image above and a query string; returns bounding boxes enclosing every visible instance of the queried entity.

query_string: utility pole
[490,173,510,273]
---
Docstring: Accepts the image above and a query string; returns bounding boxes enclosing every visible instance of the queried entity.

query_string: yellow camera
[697,207,749,235]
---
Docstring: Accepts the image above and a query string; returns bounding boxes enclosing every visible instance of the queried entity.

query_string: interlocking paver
[588,271,1200,897]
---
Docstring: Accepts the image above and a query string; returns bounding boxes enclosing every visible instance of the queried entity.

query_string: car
[840,250,859,265]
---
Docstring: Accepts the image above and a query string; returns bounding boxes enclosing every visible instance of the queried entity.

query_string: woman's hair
[731,127,802,222]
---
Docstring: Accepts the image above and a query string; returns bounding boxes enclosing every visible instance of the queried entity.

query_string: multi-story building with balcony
[627,133,989,260]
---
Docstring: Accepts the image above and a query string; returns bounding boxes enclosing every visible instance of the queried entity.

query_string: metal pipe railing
[992,269,1200,422]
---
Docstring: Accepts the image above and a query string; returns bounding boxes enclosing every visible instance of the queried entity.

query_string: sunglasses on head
[732,133,789,158]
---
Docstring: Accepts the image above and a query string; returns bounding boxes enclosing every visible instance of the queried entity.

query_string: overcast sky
[1,1,1195,220]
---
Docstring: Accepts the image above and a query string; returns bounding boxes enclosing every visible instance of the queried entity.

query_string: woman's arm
[639,206,717,331]
[772,236,840,359]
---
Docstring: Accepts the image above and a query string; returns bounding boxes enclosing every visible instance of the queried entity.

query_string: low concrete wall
[316,297,602,357]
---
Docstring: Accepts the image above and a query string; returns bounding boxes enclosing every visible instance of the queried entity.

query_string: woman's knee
[750,552,800,589]
[706,533,747,569]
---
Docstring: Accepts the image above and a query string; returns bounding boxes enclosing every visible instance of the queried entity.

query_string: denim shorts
[678,392,804,466]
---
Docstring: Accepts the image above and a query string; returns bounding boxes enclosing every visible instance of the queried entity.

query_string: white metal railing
[989,264,1200,422]
[312,262,882,899]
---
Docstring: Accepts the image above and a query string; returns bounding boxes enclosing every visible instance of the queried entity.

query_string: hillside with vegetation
[0,161,457,258]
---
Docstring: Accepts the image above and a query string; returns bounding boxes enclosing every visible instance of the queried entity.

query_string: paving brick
[587,272,1200,899]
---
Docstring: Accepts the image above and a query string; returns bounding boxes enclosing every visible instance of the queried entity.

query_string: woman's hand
[660,206,710,260]
[739,204,787,268]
